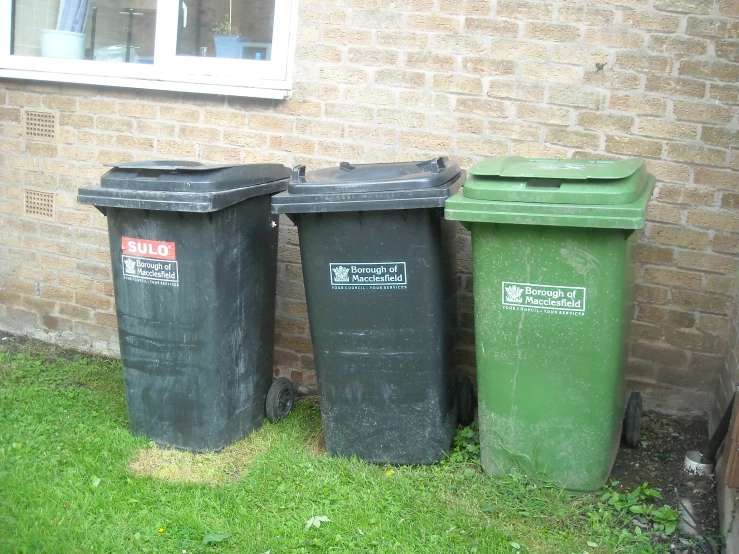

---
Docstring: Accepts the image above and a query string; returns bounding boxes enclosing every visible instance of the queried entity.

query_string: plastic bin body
[445,156,653,491]
[78,162,288,452]
[272,158,464,464]
[297,209,457,463]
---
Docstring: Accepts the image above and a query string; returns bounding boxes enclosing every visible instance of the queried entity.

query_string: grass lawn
[0,347,669,553]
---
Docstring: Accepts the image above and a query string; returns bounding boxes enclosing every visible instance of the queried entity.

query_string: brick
[462,58,516,76]
[324,28,372,46]
[615,52,672,73]
[159,106,200,123]
[435,116,483,135]
[78,99,116,114]
[644,76,706,98]
[677,251,738,274]
[720,0,739,16]
[713,234,739,254]
[643,266,702,290]
[631,342,688,368]
[657,184,716,205]
[578,112,633,133]
[654,0,713,13]
[634,283,670,304]
[200,145,241,163]
[664,329,723,354]
[584,27,644,49]
[686,16,739,38]
[295,119,344,139]
[347,125,397,144]
[156,140,197,157]
[117,102,156,119]
[485,121,542,141]
[431,34,486,55]
[325,103,374,123]
[408,14,461,32]
[697,314,729,336]
[636,243,675,264]
[550,45,610,67]
[549,88,604,110]
[583,70,642,90]
[351,9,400,29]
[605,135,663,158]
[247,115,294,133]
[488,81,545,102]
[649,224,710,249]
[702,126,739,148]
[298,5,346,25]
[297,45,343,63]
[667,144,726,167]
[672,290,732,315]
[4,308,38,327]
[439,0,490,15]
[488,39,548,61]
[400,132,452,151]
[680,59,739,82]
[521,62,580,84]
[348,48,398,66]
[649,35,709,57]
[557,5,615,24]
[517,103,570,125]
[525,22,580,42]
[453,98,506,118]
[97,150,133,165]
[376,31,428,49]
[687,209,739,232]
[137,121,175,136]
[269,136,316,155]
[275,101,322,118]
[74,291,111,310]
[716,40,739,62]
[463,18,519,38]
[432,75,483,95]
[496,0,553,19]
[637,305,695,328]
[637,118,698,141]
[646,203,682,224]
[222,130,268,148]
[545,128,600,149]
[694,168,739,190]
[622,10,681,31]
[457,137,509,157]
[706,275,737,295]
[676,101,734,124]
[203,110,247,128]
[513,143,568,158]
[375,69,425,88]
[115,135,155,151]
[609,93,667,115]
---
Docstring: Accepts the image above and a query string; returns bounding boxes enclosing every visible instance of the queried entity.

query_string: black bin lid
[272,157,465,214]
[78,161,290,213]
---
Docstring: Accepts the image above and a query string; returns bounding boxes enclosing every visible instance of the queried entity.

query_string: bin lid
[463,157,649,205]
[77,161,290,213]
[272,157,465,214]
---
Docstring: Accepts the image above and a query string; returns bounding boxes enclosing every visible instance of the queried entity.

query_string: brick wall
[1,0,738,409]
[713,271,739,430]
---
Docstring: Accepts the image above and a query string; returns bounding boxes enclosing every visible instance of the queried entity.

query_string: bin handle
[339,162,355,171]
[422,156,447,174]
[291,165,307,183]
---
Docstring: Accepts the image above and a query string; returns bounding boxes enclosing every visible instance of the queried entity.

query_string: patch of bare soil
[611,412,720,553]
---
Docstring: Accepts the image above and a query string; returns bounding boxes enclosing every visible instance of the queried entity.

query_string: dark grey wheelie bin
[271,158,465,464]
[78,161,293,452]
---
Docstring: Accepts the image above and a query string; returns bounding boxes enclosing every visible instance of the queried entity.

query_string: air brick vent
[24,189,55,220]
[24,111,56,140]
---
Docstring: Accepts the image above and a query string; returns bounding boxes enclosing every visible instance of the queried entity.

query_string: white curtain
[56,0,90,33]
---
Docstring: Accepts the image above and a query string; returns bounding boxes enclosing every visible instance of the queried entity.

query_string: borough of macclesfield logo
[504,284,524,304]
[331,265,350,282]
[123,257,137,274]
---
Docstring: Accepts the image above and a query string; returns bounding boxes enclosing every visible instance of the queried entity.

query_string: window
[0,0,298,98]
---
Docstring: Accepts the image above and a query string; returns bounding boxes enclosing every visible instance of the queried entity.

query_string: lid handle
[291,165,307,183]
[339,162,356,171]
[418,156,448,174]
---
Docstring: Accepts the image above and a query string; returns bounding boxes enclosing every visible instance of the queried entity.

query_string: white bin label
[502,281,586,316]
[330,262,407,290]
[121,237,179,287]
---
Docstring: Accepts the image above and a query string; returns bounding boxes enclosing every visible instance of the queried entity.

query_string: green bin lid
[464,157,648,205]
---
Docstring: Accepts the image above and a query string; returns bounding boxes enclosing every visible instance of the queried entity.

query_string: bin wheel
[458,376,476,426]
[266,377,294,423]
[622,391,642,448]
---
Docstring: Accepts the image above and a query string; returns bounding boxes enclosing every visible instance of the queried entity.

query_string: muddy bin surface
[611,411,720,553]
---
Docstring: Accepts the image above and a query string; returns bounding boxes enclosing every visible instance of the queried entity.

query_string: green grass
[0,349,661,553]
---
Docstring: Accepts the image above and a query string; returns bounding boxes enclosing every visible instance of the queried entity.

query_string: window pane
[176,0,275,60]
[12,0,156,63]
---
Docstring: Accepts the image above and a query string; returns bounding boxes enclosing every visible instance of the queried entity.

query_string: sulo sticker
[121,237,179,286]
[502,281,586,316]
[330,262,407,290]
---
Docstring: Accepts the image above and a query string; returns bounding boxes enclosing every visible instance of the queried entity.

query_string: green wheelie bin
[444,157,654,491]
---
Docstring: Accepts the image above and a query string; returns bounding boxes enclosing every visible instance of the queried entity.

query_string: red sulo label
[121,237,176,260]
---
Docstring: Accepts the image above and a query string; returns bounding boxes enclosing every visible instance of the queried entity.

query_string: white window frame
[0,0,298,98]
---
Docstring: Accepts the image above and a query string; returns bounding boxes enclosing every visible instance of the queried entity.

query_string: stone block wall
[1,0,738,408]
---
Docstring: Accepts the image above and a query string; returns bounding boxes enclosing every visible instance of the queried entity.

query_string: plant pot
[213,35,241,58]
[41,30,85,59]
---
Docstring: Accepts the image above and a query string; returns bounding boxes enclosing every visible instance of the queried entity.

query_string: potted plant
[41,0,89,59]
[212,13,242,58]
